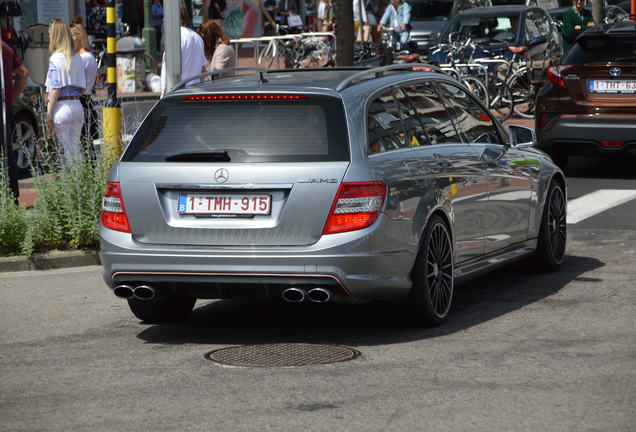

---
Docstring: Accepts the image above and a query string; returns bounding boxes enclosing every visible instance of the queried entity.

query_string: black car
[430,5,563,77]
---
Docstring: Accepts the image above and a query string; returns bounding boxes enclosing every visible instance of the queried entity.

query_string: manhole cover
[205,343,360,367]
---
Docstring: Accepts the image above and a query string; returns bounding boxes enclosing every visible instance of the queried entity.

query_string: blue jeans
[392,30,410,50]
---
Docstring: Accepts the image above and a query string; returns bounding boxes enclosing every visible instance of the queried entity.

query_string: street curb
[0,250,101,273]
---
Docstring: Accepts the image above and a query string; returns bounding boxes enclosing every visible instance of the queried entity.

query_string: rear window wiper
[165,151,231,162]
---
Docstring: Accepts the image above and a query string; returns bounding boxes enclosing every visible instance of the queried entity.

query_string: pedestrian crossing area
[567,189,636,224]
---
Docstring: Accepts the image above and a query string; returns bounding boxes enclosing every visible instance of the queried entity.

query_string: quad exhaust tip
[113,284,134,299]
[282,287,333,303]
[307,287,332,303]
[282,287,306,303]
[113,284,156,300]
[133,285,156,300]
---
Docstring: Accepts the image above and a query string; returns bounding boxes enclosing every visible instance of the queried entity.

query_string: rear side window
[402,81,462,145]
[367,89,410,154]
[437,82,501,144]
[123,96,349,162]
[564,37,636,64]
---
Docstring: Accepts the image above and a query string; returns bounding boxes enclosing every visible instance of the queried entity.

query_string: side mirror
[508,125,536,147]
[528,35,547,47]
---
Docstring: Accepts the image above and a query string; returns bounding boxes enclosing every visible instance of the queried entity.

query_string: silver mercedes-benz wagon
[100,65,567,325]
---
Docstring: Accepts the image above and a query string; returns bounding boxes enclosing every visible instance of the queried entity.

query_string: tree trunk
[336,0,354,66]
[592,0,605,26]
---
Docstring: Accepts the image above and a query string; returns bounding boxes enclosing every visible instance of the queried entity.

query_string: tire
[12,113,39,173]
[532,181,567,272]
[402,214,454,326]
[461,76,489,107]
[127,294,196,324]
[490,83,514,122]
[507,69,535,119]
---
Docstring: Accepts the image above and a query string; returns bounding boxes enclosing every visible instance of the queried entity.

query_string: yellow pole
[102,0,122,160]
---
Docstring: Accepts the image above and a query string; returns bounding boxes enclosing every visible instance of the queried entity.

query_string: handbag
[287,14,303,27]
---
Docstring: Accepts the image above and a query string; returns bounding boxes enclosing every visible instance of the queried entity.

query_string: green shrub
[0,161,28,256]
[28,148,111,252]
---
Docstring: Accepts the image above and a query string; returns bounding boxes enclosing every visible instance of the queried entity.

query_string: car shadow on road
[136,254,604,347]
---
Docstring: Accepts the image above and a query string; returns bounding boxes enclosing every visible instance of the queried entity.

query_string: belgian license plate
[178,194,271,215]
[589,80,636,94]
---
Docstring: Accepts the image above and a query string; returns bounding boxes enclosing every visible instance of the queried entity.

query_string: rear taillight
[601,140,624,147]
[546,65,571,88]
[537,112,550,129]
[323,182,387,235]
[101,182,131,233]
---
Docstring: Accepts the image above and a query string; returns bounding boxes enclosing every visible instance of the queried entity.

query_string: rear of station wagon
[101,67,566,326]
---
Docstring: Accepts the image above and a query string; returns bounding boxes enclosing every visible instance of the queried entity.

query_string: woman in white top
[71,21,99,156]
[45,19,86,166]
[199,19,236,73]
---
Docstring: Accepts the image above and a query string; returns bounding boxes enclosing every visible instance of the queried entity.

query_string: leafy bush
[0,147,112,257]
[26,148,111,253]
[0,161,28,256]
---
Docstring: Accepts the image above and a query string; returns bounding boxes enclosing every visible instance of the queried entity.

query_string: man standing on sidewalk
[2,40,29,203]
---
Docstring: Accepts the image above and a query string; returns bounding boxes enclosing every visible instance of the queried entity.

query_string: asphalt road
[1,157,635,432]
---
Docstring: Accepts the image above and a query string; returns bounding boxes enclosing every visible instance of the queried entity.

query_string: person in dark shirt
[2,41,29,203]
[203,0,227,23]
[275,0,298,25]
[562,0,594,51]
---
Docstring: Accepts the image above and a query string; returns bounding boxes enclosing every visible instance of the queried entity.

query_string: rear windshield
[564,37,636,64]
[122,96,349,163]
[410,0,453,21]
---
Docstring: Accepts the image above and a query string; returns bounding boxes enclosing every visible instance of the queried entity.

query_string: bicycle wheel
[490,82,514,122]
[461,76,489,107]
[259,40,285,69]
[508,69,536,119]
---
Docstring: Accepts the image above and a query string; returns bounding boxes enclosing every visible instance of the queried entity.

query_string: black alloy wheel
[403,214,454,326]
[547,183,567,265]
[533,181,567,272]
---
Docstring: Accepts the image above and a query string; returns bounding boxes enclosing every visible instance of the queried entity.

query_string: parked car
[409,0,492,54]
[430,5,563,80]
[100,65,567,325]
[536,21,636,169]
[11,81,43,173]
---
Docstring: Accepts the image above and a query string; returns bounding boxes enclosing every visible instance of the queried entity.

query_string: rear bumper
[99,214,416,301]
[537,115,636,156]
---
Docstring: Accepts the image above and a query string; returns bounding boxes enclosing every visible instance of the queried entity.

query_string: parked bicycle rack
[439,63,489,86]
[229,32,336,68]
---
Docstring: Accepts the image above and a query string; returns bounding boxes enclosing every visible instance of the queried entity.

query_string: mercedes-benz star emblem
[610,67,621,77]
[214,168,229,183]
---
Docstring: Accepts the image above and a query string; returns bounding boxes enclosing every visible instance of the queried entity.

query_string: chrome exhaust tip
[282,287,306,303]
[113,284,135,299]
[133,285,156,300]
[307,287,332,303]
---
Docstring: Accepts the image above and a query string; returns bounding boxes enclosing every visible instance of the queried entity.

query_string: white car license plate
[178,194,271,215]
[589,80,636,94]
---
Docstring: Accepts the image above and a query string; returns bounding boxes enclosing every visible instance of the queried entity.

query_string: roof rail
[170,67,268,93]
[335,63,444,92]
